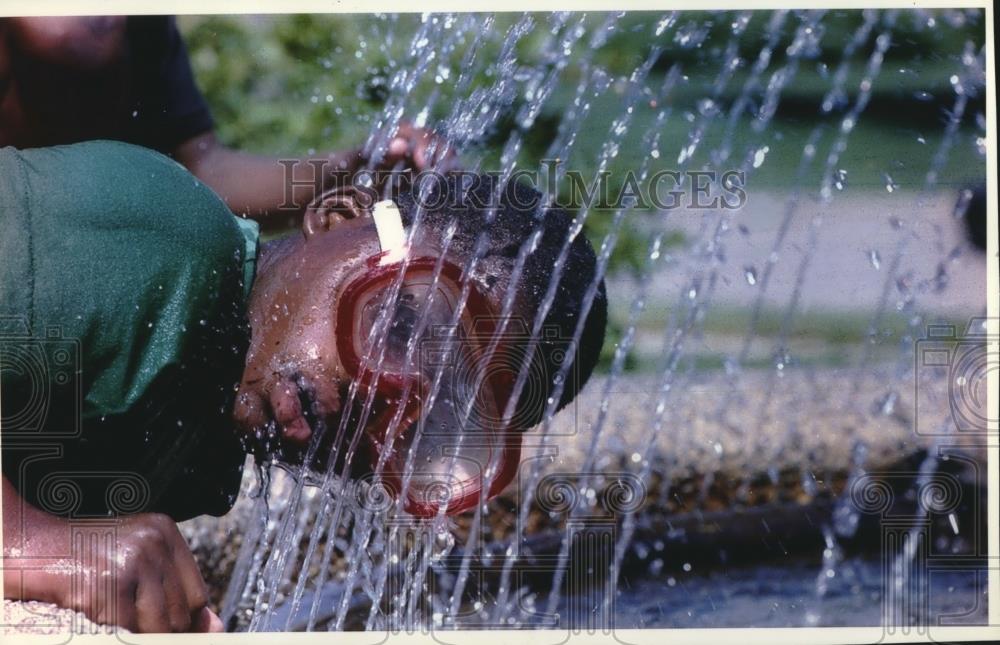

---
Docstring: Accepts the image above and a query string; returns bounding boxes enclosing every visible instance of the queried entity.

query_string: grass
[508,64,986,194]
[601,302,973,373]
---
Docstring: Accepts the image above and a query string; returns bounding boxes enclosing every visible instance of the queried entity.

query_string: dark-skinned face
[233,190,536,513]
[233,192,387,452]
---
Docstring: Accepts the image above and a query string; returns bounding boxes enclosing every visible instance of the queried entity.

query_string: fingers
[413,137,427,170]
[137,550,209,633]
[161,569,193,632]
[104,577,138,633]
[387,136,410,161]
[382,121,455,173]
[193,607,225,633]
[159,517,211,621]
[61,515,215,633]
[125,516,211,633]
[135,571,171,633]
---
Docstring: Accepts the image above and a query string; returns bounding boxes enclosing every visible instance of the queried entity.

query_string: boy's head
[234,173,607,514]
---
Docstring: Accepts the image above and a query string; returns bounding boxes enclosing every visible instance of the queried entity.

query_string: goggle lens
[355,278,456,376]
[338,258,522,517]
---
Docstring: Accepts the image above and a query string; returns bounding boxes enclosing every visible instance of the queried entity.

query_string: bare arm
[2,475,222,632]
[174,124,451,231]
[174,131,364,231]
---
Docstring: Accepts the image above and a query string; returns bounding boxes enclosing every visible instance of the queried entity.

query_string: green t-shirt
[1,141,258,520]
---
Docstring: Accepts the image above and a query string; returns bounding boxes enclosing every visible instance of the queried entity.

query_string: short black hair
[394,173,607,428]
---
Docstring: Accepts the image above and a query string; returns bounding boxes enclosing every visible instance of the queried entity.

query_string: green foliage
[180,14,389,154]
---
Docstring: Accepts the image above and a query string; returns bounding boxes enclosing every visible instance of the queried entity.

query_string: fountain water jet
[203,10,990,632]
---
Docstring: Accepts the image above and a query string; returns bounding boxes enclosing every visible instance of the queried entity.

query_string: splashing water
[212,9,989,632]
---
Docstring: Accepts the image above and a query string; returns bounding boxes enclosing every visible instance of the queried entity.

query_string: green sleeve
[1,141,258,520]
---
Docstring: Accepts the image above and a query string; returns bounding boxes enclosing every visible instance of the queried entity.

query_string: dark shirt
[121,16,215,152]
[1,16,213,152]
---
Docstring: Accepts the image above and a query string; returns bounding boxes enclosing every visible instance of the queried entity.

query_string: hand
[379,121,457,173]
[4,498,222,633]
[71,513,224,632]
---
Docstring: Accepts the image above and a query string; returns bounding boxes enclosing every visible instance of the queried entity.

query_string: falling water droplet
[834,169,847,191]
[874,390,898,416]
[655,14,676,36]
[868,249,881,270]
[744,266,758,285]
[752,145,770,168]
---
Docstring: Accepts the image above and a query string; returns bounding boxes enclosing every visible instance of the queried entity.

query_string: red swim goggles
[335,200,522,517]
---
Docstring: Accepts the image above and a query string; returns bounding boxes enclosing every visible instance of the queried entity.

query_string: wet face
[233,194,387,451]
[233,190,534,514]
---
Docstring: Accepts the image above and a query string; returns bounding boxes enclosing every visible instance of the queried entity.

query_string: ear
[303,186,377,239]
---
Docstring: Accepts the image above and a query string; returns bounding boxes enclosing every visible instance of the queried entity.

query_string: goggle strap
[372,200,407,264]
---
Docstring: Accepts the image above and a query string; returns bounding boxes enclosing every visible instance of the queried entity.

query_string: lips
[238,375,378,479]
[269,378,312,443]
[236,372,523,517]
[261,372,342,444]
